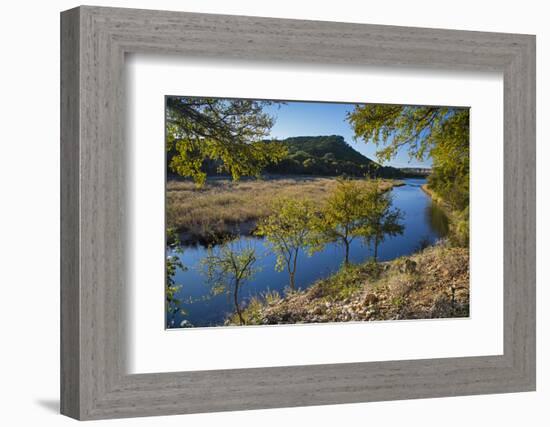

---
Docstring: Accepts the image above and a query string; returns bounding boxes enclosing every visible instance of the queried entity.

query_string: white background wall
[0,0,547,425]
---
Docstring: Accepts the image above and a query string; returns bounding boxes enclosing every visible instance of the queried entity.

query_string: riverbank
[228,243,469,325]
[421,184,446,209]
[167,176,402,245]
[421,184,469,246]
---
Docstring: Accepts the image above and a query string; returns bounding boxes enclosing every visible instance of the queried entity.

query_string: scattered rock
[312,305,324,315]
[363,293,379,306]
[400,259,417,273]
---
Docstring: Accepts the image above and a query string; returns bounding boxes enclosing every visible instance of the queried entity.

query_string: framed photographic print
[164,97,469,330]
[61,6,536,420]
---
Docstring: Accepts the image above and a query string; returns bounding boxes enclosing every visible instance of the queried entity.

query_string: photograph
[164,97,470,329]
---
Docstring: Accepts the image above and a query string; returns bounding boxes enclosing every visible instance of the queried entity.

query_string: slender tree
[314,179,373,266]
[201,241,258,325]
[363,181,404,261]
[166,97,287,186]
[256,198,317,290]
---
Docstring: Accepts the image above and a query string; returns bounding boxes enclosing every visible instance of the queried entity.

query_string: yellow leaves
[256,198,318,279]
[350,104,469,240]
[348,105,468,165]
[313,178,404,262]
[166,97,288,185]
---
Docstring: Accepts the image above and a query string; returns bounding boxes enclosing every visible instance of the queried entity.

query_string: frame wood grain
[60,5,536,420]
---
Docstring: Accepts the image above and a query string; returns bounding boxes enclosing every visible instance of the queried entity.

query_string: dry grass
[167,176,397,244]
[367,245,470,320]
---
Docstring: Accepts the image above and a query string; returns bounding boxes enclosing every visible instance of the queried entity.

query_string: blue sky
[263,101,432,168]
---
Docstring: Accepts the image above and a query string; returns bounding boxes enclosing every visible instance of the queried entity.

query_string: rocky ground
[230,243,469,325]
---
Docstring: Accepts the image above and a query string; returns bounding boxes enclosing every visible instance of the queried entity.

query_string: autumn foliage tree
[166,97,287,186]
[201,241,258,325]
[313,179,403,265]
[363,181,404,261]
[314,179,369,265]
[256,198,317,290]
[347,106,469,211]
[348,105,469,246]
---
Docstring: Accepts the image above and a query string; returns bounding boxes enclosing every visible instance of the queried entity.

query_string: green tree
[426,110,469,211]
[256,198,317,290]
[366,162,381,179]
[291,150,310,162]
[314,179,374,266]
[302,157,319,173]
[347,105,469,211]
[201,241,258,325]
[363,181,404,261]
[322,152,336,161]
[166,228,187,327]
[166,97,287,186]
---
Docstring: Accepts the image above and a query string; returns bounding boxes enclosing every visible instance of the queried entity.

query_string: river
[168,178,448,328]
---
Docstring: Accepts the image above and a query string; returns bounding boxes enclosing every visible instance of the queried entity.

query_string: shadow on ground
[35,399,59,414]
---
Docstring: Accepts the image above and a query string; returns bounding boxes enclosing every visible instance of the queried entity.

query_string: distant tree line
[167,132,405,180]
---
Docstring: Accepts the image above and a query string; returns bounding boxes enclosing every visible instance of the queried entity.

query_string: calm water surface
[169,178,448,328]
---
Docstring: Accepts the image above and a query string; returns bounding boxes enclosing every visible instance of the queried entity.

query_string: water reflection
[427,202,449,236]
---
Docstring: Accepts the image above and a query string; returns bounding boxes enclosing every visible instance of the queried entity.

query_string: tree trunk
[289,250,299,290]
[286,258,295,290]
[234,281,244,325]
[289,272,295,290]
[373,237,379,262]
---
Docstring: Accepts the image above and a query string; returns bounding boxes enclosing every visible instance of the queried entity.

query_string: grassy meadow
[166,176,399,244]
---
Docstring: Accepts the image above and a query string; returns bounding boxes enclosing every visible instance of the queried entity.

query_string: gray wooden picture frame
[60,5,536,421]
